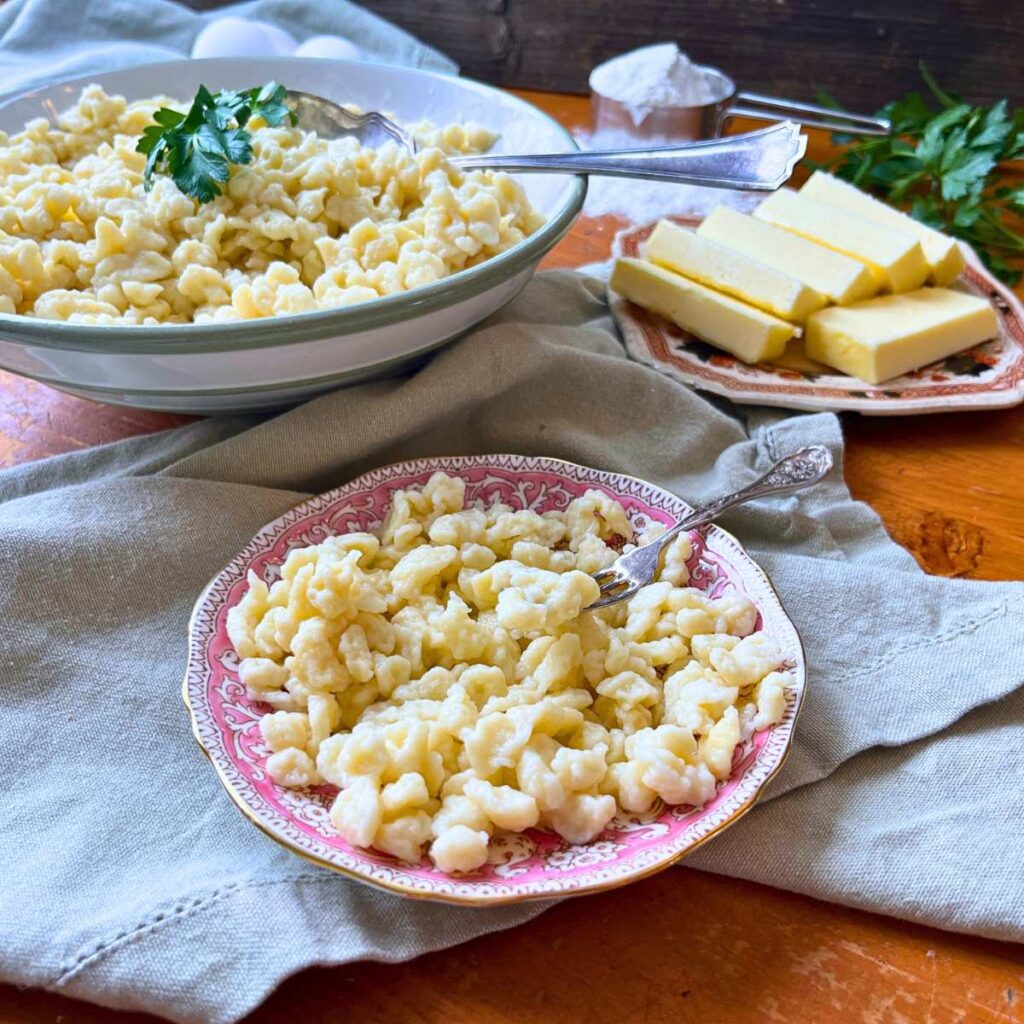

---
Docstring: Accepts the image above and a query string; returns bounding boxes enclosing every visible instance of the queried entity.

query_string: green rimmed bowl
[0,57,586,412]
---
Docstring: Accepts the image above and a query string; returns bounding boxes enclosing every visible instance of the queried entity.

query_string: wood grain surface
[5,871,1024,1024]
[181,0,1024,109]
[1,91,1022,1024]
[363,0,1024,109]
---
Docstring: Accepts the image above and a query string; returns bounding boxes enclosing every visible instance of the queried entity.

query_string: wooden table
[3,91,1023,1024]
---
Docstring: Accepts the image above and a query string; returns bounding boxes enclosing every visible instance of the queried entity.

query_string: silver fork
[287,91,419,151]
[588,446,834,611]
[286,90,806,191]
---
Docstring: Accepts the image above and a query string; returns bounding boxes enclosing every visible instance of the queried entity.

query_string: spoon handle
[451,121,807,191]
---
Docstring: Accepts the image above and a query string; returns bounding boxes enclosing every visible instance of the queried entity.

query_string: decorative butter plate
[611,216,1024,415]
[184,454,805,905]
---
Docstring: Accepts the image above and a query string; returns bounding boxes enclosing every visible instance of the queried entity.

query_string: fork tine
[591,567,617,585]
[586,585,640,611]
[595,571,623,587]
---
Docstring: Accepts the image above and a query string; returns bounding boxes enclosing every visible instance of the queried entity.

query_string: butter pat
[754,189,929,293]
[697,206,878,305]
[610,256,794,363]
[800,171,965,286]
[805,287,998,384]
[642,219,827,322]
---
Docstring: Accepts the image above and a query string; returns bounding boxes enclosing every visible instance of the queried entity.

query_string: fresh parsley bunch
[136,82,297,203]
[824,66,1024,284]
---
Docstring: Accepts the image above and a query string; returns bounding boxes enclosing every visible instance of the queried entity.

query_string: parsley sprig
[821,65,1024,284]
[136,82,297,204]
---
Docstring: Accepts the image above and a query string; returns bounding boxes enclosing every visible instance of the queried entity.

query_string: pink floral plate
[184,454,806,905]
[611,216,1024,415]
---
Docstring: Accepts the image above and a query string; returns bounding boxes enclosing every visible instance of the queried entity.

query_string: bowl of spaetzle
[0,58,584,412]
[184,454,805,904]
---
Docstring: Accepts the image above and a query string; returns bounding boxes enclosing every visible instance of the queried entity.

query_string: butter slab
[767,337,833,375]
[800,171,965,286]
[754,188,930,293]
[697,206,878,305]
[642,219,827,323]
[610,256,795,363]
[804,287,998,384]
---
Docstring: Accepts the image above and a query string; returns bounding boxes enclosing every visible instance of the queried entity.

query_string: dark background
[183,0,1024,111]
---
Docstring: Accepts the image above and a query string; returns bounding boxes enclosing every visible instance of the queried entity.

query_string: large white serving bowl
[0,58,585,412]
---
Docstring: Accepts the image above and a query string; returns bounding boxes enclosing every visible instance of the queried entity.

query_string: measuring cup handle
[724,92,890,137]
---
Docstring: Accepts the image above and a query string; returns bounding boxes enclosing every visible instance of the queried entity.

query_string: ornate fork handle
[588,446,833,611]
[658,446,833,549]
[587,447,831,610]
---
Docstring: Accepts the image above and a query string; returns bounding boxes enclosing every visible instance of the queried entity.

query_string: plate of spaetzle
[184,454,805,904]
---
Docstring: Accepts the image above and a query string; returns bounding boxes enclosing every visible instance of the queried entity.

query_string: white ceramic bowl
[0,58,585,412]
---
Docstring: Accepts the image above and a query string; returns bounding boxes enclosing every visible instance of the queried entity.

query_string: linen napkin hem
[51,874,551,1024]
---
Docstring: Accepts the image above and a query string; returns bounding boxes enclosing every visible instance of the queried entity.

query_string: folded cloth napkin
[0,0,456,99]
[1,272,1023,1023]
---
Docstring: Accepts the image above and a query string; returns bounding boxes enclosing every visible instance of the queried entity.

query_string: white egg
[294,34,365,61]
[248,19,299,55]
[191,17,298,60]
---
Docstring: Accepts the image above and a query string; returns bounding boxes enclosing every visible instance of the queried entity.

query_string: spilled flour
[574,127,760,223]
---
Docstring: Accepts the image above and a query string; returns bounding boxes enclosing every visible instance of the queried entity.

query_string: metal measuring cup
[591,61,889,141]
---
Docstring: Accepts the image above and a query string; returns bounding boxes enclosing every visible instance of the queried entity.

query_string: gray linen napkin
[1,272,1022,1023]
[0,0,456,101]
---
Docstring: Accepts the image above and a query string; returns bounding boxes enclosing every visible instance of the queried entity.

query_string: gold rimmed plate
[183,454,805,904]
[611,216,1024,415]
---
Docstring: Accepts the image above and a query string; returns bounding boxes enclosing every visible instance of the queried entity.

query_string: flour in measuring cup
[589,43,717,125]
[582,44,755,222]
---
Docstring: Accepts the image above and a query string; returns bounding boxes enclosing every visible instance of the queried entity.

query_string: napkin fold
[1,272,1022,1024]
[0,0,457,100]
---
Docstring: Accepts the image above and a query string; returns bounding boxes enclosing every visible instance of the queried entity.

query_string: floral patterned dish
[611,216,1024,415]
[184,454,805,905]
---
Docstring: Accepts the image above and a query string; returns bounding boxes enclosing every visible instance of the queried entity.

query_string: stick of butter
[800,171,965,286]
[610,256,795,363]
[697,207,878,305]
[754,189,930,293]
[805,287,998,384]
[642,219,828,323]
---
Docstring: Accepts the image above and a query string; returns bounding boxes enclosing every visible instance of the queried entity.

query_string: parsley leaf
[220,127,253,166]
[824,65,1024,284]
[210,89,248,128]
[248,81,297,128]
[153,107,185,130]
[136,81,297,203]
[973,99,1012,149]
[884,92,933,135]
[940,147,997,201]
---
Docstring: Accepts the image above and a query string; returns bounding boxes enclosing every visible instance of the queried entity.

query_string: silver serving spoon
[287,90,807,191]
